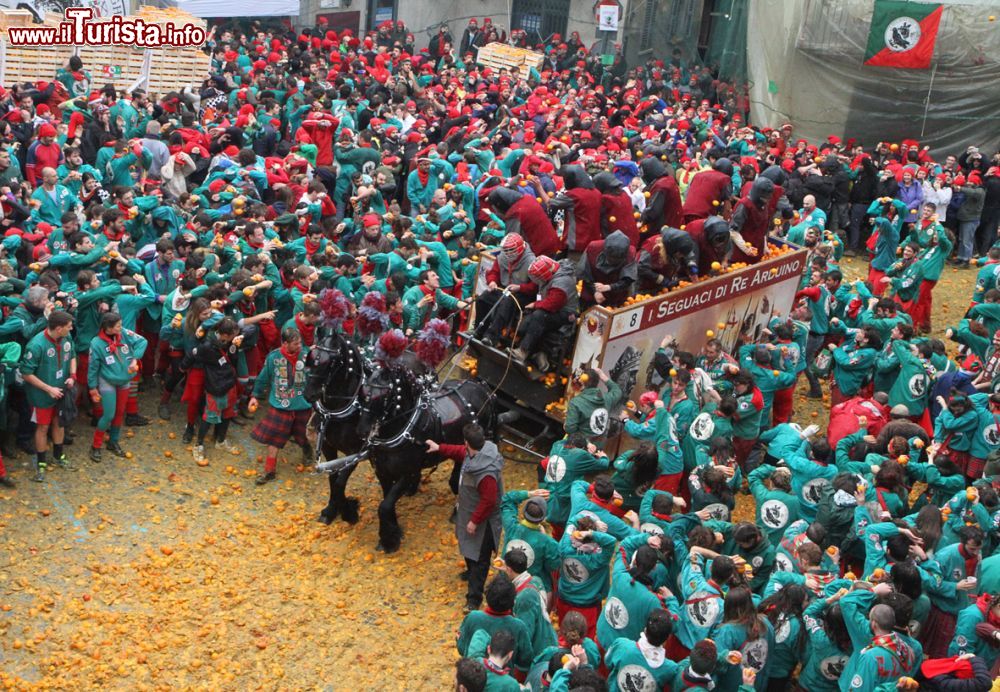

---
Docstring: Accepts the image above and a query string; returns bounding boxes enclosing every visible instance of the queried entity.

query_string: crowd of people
[0,13,997,692]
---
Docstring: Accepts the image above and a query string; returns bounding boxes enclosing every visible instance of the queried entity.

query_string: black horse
[303,330,370,525]
[348,363,497,553]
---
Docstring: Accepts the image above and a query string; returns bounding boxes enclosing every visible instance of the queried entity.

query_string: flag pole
[920,60,939,138]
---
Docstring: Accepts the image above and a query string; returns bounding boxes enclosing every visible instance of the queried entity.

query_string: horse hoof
[317,509,336,525]
[342,498,360,524]
[378,540,400,554]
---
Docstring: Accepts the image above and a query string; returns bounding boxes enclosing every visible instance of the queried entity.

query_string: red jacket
[643,175,684,231]
[602,191,639,247]
[682,169,731,221]
[729,196,771,264]
[560,187,603,251]
[297,113,339,166]
[506,195,561,257]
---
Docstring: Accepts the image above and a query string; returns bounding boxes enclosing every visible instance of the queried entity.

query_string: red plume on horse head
[375,329,408,366]
[356,291,390,338]
[318,288,351,330]
[415,318,451,368]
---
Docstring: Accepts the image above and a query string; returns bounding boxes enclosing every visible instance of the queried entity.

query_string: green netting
[703,0,749,82]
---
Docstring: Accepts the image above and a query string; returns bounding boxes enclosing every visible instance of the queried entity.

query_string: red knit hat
[38,123,56,138]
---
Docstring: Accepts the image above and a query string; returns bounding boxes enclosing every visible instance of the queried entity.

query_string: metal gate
[511,0,570,44]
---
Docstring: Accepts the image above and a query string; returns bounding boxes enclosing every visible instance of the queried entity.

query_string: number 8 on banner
[609,307,643,338]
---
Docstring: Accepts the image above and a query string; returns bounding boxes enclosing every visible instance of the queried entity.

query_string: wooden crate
[476,42,544,79]
[0,9,35,31]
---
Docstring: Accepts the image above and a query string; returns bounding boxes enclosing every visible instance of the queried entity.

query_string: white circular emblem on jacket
[774,551,794,573]
[775,618,792,644]
[589,408,609,435]
[604,596,629,629]
[640,522,664,537]
[690,412,714,441]
[685,592,720,627]
[545,454,566,482]
[504,539,535,568]
[703,503,730,521]
[617,665,656,692]
[760,499,789,529]
[820,654,848,680]
[561,557,590,584]
[742,638,768,671]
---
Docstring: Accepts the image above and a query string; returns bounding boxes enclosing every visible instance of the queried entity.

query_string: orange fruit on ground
[210,496,219,505]
[164,451,173,458]
[197,459,209,467]
[159,546,173,556]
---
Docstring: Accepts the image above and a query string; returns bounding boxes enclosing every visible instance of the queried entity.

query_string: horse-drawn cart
[462,239,808,454]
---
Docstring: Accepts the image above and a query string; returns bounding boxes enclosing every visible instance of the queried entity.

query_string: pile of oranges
[460,356,478,377]
[544,397,568,414]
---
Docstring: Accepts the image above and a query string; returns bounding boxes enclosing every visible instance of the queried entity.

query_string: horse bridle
[312,339,365,420]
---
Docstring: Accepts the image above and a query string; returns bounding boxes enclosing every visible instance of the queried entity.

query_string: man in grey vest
[427,423,505,612]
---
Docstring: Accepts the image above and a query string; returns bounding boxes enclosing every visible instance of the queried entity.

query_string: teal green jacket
[500,491,561,592]
[555,528,616,606]
[830,332,877,396]
[596,533,673,650]
[604,635,681,692]
[252,346,310,411]
[541,440,609,525]
[712,619,775,692]
[748,464,801,547]
[799,597,851,692]
[21,330,74,408]
[88,328,147,387]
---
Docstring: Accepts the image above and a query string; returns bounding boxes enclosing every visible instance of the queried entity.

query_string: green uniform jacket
[748,464,801,547]
[712,619,775,692]
[799,597,851,692]
[604,635,680,692]
[401,284,459,332]
[542,440,609,525]
[500,491,561,592]
[252,347,311,411]
[886,341,930,415]
[21,330,74,408]
[456,610,534,671]
[511,573,557,659]
[73,282,123,353]
[596,533,676,650]
[564,380,623,438]
[88,328,147,387]
[830,333,877,396]
[948,601,995,661]
[556,527,617,606]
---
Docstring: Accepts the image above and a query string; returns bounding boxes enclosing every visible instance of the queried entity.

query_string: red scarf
[976,593,1000,626]
[104,226,125,242]
[416,166,429,186]
[279,345,299,375]
[587,485,627,517]
[294,314,315,347]
[481,658,509,676]
[293,280,311,293]
[868,632,901,655]
[305,238,322,257]
[959,544,979,583]
[99,330,121,355]
[920,656,974,680]
[483,606,511,617]
[44,329,65,368]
